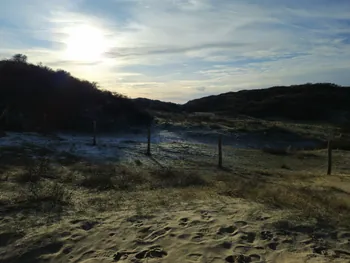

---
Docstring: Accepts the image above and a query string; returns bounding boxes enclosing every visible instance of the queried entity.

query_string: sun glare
[64,25,107,62]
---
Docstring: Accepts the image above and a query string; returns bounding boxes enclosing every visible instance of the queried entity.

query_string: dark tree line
[0,54,153,132]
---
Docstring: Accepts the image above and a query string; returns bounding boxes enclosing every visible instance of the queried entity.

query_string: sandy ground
[1,130,350,263]
[0,126,321,163]
[1,195,350,263]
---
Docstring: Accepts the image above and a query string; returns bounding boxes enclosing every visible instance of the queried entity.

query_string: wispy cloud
[1,0,350,102]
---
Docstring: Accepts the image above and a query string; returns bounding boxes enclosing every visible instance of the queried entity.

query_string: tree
[56,69,71,77]
[11,54,28,63]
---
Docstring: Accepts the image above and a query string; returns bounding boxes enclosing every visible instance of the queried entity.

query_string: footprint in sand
[218,241,232,249]
[312,246,330,256]
[179,217,189,227]
[126,214,154,224]
[191,233,204,242]
[267,242,279,250]
[260,230,274,241]
[138,226,152,234]
[240,232,256,243]
[200,210,212,221]
[177,233,191,240]
[70,233,85,242]
[187,253,202,261]
[234,244,266,259]
[188,220,203,227]
[249,254,261,262]
[70,219,82,224]
[113,251,136,262]
[235,221,248,228]
[137,226,153,238]
[8,242,64,263]
[225,254,251,263]
[75,250,98,262]
[62,246,73,254]
[198,227,211,234]
[217,225,237,235]
[71,220,99,231]
[234,245,253,254]
[135,246,168,260]
[256,215,271,221]
[281,238,294,246]
[143,227,172,242]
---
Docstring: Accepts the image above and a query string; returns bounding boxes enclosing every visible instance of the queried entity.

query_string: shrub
[15,158,51,183]
[20,181,72,213]
[262,145,292,155]
[78,165,144,191]
[80,171,115,190]
[151,168,207,188]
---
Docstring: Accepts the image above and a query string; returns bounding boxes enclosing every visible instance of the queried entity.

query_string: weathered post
[93,120,97,146]
[218,134,223,168]
[146,125,151,156]
[327,139,332,175]
[43,113,48,134]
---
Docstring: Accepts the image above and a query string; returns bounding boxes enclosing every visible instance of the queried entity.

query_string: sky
[1,0,350,103]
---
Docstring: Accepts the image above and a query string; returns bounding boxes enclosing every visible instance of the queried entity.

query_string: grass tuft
[15,158,51,183]
[217,174,350,227]
[151,168,207,188]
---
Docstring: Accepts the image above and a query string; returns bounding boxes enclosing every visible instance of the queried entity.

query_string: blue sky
[1,0,350,103]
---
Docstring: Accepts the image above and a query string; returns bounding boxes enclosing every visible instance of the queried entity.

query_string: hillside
[183,83,350,123]
[133,98,181,113]
[0,54,152,132]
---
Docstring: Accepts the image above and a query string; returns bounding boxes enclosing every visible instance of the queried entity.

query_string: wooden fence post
[218,134,223,168]
[146,125,151,156]
[43,113,48,134]
[93,120,97,146]
[327,139,332,175]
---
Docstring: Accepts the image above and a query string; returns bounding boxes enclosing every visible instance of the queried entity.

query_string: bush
[15,158,51,183]
[20,181,72,213]
[79,171,115,190]
[78,165,144,191]
[76,165,206,191]
[262,145,292,155]
[151,168,207,188]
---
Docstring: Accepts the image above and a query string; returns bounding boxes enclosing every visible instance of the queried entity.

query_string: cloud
[106,42,249,58]
[0,0,349,103]
[196,87,206,92]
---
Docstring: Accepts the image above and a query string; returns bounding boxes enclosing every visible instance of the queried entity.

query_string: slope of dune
[1,133,350,263]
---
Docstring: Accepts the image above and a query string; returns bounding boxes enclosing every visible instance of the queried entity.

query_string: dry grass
[262,146,292,155]
[214,163,350,228]
[2,126,350,263]
[14,158,52,183]
[154,112,343,140]
[150,168,207,188]
[1,143,350,230]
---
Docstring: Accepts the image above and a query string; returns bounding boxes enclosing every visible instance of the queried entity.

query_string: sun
[64,25,107,62]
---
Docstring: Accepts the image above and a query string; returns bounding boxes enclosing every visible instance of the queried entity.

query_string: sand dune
[2,197,350,263]
[1,131,350,263]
